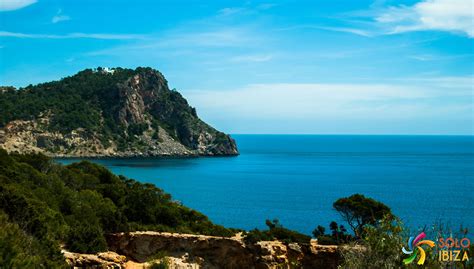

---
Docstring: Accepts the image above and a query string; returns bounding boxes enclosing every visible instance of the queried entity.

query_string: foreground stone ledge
[64,231,341,268]
[103,231,340,269]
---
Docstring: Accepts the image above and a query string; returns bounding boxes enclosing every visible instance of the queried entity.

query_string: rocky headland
[0,67,238,157]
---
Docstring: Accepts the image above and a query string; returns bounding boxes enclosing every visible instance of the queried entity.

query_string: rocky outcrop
[87,231,342,269]
[0,116,202,157]
[64,232,341,268]
[63,250,127,268]
[107,232,254,268]
[63,249,201,269]
[0,68,238,157]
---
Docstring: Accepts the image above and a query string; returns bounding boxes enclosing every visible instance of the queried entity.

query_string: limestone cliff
[0,68,238,157]
[65,232,341,269]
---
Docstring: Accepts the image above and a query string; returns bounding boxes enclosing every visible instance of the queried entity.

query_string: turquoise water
[59,135,474,235]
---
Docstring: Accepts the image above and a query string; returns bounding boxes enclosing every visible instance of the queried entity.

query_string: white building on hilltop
[103,67,115,74]
[94,67,116,74]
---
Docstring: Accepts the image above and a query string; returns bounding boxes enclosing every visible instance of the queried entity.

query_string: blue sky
[0,0,473,134]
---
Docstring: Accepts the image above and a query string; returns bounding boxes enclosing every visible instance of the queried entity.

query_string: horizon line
[230,133,474,136]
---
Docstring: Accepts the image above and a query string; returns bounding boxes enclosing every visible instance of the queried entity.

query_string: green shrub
[128,123,149,137]
[0,149,235,262]
[244,219,311,245]
[338,216,405,269]
[149,260,169,269]
[147,251,170,269]
[0,210,66,268]
[244,229,274,244]
[312,221,352,245]
[66,221,108,253]
[317,235,338,245]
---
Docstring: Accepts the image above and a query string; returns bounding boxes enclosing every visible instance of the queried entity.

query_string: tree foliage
[0,210,66,268]
[333,194,391,237]
[312,221,352,245]
[0,149,235,265]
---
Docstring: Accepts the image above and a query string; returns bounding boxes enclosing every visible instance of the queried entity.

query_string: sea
[59,135,474,235]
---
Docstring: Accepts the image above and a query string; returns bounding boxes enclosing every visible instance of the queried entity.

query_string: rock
[107,231,254,268]
[63,250,126,268]
[63,249,201,269]
[102,231,341,269]
[64,232,342,269]
[0,67,239,157]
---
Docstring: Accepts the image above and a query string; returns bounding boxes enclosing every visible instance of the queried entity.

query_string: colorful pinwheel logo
[402,232,435,265]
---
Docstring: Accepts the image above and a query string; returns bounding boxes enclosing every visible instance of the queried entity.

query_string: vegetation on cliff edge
[0,67,237,155]
[0,149,235,268]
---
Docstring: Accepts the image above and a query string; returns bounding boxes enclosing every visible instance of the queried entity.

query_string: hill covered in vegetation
[0,67,238,157]
[0,149,236,267]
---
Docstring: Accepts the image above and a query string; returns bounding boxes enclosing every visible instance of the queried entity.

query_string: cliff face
[65,232,341,269]
[0,68,238,157]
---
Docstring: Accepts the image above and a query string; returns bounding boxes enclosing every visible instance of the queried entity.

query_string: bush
[316,235,338,245]
[66,221,108,253]
[128,123,149,137]
[149,260,169,269]
[244,219,311,245]
[0,210,66,268]
[338,216,406,269]
[0,150,235,261]
[312,221,352,245]
[244,229,274,244]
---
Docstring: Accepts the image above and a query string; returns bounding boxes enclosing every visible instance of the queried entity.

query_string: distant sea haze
[59,135,474,235]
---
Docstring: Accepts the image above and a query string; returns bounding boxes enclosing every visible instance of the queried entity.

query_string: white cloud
[257,3,277,10]
[218,7,244,16]
[217,3,277,17]
[52,9,70,24]
[407,53,473,61]
[400,75,474,89]
[0,31,144,40]
[185,77,473,121]
[376,0,474,37]
[160,28,259,47]
[88,27,263,57]
[315,26,373,37]
[52,15,70,23]
[230,54,273,63]
[277,25,372,37]
[0,0,36,11]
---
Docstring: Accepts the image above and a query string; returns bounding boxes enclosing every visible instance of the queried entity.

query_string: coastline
[63,135,474,236]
